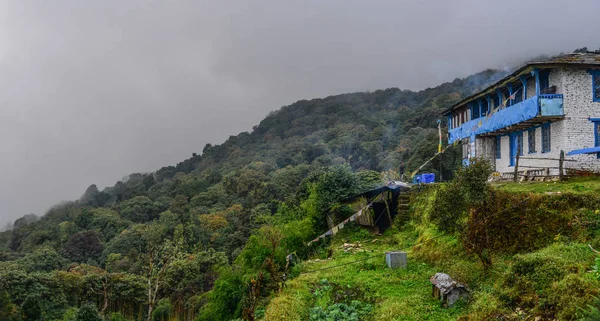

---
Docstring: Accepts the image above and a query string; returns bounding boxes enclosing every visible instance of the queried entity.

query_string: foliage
[61,230,104,263]
[309,301,373,321]
[592,257,600,281]
[308,280,374,321]
[430,157,492,235]
[75,302,102,321]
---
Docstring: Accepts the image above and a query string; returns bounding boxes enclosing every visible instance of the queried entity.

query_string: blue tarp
[567,147,600,156]
[539,95,564,116]
[449,96,540,144]
[413,173,435,184]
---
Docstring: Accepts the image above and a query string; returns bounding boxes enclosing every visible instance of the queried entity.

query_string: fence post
[559,150,564,181]
[513,145,520,182]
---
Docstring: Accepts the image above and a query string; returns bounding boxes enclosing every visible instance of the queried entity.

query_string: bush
[108,312,128,321]
[75,303,102,321]
[61,307,79,321]
[430,157,492,235]
[498,243,597,319]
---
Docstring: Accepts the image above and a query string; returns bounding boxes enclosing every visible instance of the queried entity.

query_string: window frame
[517,132,524,156]
[542,123,551,153]
[593,73,600,102]
[528,128,536,154]
[588,70,600,102]
[591,118,600,159]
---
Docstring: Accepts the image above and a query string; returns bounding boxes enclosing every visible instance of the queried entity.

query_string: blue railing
[448,95,564,143]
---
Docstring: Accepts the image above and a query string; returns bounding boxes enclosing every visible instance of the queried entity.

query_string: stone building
[442,52,600,176]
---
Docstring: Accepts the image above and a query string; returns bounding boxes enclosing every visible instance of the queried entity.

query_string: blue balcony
[448,94,563,143]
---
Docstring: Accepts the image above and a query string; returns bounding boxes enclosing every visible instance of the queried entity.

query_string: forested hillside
[0,69,506,321]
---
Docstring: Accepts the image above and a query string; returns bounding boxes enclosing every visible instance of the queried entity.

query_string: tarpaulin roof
[448,96,539,143]
[566,147,600,156]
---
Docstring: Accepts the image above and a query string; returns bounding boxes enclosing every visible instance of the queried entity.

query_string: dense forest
[0,68,506,321]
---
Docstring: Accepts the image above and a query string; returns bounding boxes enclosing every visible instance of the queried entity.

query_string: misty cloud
[1,0,599,226]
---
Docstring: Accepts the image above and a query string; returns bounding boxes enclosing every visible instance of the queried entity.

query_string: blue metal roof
[566,147,600,156]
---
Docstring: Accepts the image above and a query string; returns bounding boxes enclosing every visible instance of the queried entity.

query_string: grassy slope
[262,181,600,321]
[264,230,467,321]
[494,176,600,195]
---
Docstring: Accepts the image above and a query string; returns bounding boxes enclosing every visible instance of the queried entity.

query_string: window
[542,123,551,153]
[495,136,501,159]
[471,103,480,119]
[528,128,536,153]
[593,74,600,102]
[494,95,500,109]
[517,132,524,156]
[539,70,550,92]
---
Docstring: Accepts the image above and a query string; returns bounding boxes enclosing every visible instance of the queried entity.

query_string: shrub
[108,312,128,321]
[309,301,373,321]
[75,303,102,321]
[497,243,597,318]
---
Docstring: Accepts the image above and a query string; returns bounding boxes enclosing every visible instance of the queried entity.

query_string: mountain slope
[0,68,506,321]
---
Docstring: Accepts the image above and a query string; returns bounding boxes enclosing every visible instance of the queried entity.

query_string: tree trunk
[147,304,154,321]
[101,284,108,316]
[147,272,154,321]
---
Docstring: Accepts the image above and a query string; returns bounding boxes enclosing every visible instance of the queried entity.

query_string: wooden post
[513,145,520,182]
[559,150,564,181]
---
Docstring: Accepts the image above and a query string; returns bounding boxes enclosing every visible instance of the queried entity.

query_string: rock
[430,273,469,307]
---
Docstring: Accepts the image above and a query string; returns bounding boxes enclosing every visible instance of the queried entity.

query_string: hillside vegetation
[0,69,514,321]
[262,161,600,321]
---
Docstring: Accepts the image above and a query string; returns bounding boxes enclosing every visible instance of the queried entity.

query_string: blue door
[509,132,523,166]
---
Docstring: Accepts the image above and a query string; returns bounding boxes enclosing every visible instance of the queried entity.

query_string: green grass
[494,176,600,194]
[263,232,468,321]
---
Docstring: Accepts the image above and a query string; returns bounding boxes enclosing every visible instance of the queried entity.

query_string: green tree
[139,225,183,321]
[61,230,104,263]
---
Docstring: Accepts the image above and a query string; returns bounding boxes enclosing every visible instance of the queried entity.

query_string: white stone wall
[559,68,600,171]
[475,136,496,167]
[475,68,600,174]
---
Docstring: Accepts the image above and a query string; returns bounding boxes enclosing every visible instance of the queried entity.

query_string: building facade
[443,53,600,175]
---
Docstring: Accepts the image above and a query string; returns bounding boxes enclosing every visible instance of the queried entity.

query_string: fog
[1,0,599,227]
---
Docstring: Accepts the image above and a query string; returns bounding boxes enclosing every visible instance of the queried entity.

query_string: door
[509,132,523,166]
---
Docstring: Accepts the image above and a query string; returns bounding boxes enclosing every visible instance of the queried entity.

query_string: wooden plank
[517,165,561,169]
[519,157,576,162]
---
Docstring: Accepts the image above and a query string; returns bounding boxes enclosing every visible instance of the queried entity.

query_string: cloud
[0,0,599,225]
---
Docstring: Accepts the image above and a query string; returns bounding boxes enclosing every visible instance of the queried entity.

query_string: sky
[1,0,599,227]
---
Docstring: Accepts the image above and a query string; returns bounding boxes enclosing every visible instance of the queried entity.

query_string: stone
[430,273,469,307]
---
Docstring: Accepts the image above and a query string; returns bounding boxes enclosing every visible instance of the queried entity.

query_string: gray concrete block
[386,251,407,269]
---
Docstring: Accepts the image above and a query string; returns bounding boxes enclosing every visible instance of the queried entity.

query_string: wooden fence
[508,148,577,182]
